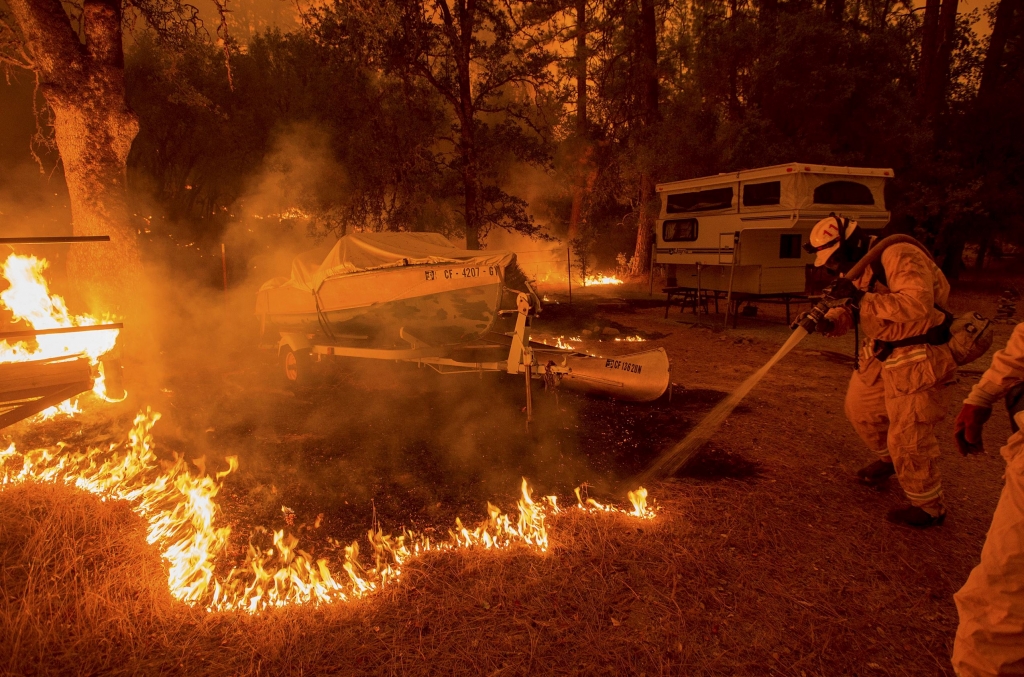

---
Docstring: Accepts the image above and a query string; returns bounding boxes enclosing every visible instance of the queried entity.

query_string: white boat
[256,232,539,346]
[258,232,671,404]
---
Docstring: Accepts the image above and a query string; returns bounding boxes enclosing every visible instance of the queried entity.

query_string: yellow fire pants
[843,347,955,515]
[953,429,1024,676]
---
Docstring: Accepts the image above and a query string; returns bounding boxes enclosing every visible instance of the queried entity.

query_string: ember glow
[0,411,657,613]
[0,254,122,401]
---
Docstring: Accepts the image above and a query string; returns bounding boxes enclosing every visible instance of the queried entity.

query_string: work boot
[856,459,896,487]
[886,505,946,528]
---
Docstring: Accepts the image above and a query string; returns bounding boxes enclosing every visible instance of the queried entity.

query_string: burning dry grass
[0,468,964,676]
[0,410,652,615]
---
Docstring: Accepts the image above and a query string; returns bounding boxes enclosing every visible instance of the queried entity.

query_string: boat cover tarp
[260,232,516,295]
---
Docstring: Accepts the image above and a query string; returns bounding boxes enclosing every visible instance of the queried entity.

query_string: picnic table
[663,286,811,327]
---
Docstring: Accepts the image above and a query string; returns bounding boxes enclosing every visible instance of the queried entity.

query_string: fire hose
[795,234,935,335]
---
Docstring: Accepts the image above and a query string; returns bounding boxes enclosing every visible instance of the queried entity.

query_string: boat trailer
[274,293,671,419]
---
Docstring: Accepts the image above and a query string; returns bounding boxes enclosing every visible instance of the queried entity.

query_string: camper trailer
[655,163,892,296]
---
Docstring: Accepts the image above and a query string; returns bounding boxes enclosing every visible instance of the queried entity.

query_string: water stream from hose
[634,326,811,485]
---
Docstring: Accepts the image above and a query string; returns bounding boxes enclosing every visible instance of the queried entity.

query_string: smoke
[1,112,658,557]
[224,123,346,282]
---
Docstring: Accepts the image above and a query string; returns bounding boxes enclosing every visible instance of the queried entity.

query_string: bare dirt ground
[1,267,1021,676]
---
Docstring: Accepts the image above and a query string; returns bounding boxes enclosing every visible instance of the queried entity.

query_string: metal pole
[524,363,534,428]
[724,231,739,329]
[567,245,572,306]
[648,242,656,296]
[0,322,123,340]
[0,235,110,245]
[221,243,229,297]
[695,262,702,326]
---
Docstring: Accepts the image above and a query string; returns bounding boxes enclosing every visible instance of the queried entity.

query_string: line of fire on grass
[0,409,655,614]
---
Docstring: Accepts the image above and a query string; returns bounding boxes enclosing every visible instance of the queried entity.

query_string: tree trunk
[926,0,960,118]
[917,0,941,115]
[629,0,660,277]
[453,0,479,249]
[978,0,1021,105]
[728,0,741,118]
[7,0,141,317]
[637,0,659,127]
[940,237,965,280]
[630,173,657,278]
[975,234,990,270]
[568,0,590,244]
[462,151,480,250]
[576,0,588,136]
[568,148,600,247]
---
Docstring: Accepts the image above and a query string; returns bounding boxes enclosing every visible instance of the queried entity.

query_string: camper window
[666,187,733,213]
[663,218,698,242]
[813,181,874,205]
[779,233,802,259]
[743,181,781,206]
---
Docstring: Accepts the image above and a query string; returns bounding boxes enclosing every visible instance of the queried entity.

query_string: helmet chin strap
[831,212,852,273]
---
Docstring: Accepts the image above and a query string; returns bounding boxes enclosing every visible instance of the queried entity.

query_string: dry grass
[0,471,974,676]
[3,273,1018,676]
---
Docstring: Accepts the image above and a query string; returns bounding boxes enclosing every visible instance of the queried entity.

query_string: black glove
[824,277,865,304]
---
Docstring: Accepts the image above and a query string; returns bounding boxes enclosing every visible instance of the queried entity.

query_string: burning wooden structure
[0,237,125,429]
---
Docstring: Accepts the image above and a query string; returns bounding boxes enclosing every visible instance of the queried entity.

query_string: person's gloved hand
[954,404,992,455]
[816,316,836,335]
[824,277,865,304]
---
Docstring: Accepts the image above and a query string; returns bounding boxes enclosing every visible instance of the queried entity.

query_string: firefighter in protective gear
[805,215,956,527]
[951,322,1024,677]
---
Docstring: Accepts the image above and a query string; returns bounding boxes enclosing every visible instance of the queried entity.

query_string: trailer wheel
[280,347,313,389]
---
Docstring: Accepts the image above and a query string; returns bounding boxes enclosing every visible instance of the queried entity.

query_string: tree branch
[5,0,85,85]
[84,0,124,69]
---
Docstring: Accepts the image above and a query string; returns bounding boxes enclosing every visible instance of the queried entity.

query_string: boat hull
[260,264,506,345]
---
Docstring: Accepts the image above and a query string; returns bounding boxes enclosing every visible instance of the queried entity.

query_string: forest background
[1,0,1021,285]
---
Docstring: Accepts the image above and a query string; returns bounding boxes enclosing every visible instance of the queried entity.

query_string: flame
[34,398,81,422]
[614,335,647,342]
[0,254,121,401]
[0,411,656,612]
[543,336,575,350]
[0,255,119,362]
[582,275,624,286]
[574,485,656,520]
[253,208,312,221]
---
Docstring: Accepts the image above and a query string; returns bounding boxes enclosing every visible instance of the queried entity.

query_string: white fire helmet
[807,215,858,267]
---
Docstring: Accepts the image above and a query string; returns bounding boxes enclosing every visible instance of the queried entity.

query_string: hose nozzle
[792,300,831,334]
